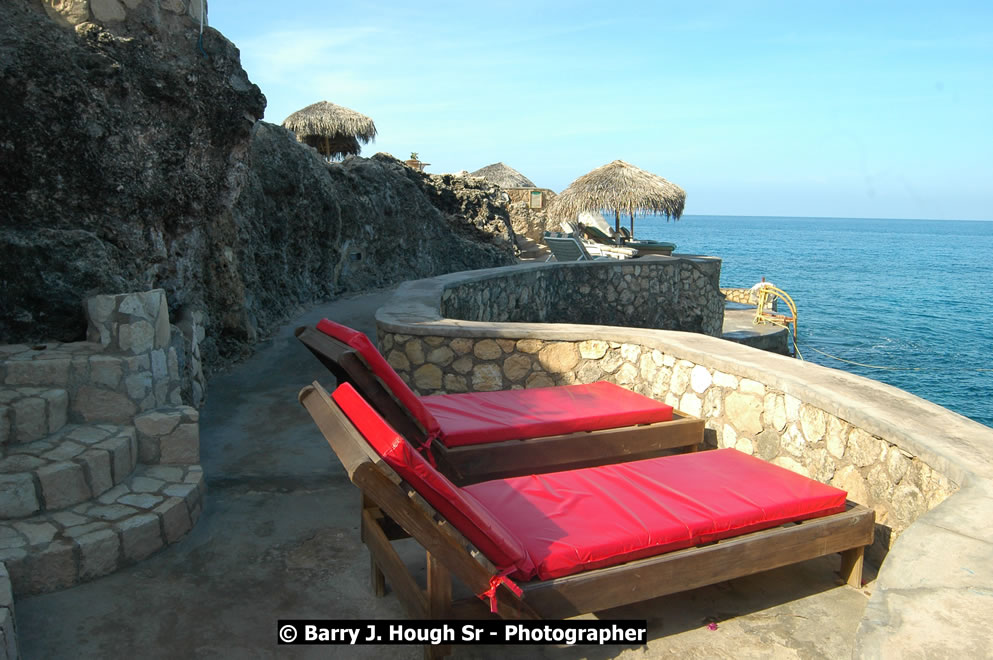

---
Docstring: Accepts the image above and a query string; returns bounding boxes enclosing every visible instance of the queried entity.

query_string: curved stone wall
[376,263,993,658]
[440,257,725,337]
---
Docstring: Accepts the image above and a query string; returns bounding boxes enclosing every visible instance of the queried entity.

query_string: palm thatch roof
[470,162,536,188]
[282,101,377,160]
[548,160,685,236]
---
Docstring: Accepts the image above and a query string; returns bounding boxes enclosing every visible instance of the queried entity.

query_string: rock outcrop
[0,1,515,370]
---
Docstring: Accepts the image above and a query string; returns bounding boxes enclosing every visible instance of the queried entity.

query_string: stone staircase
[0,290,205,596]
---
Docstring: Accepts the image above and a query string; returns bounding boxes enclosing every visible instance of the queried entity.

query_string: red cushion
[421,382,674,447]
[331,383,535,577]
[317,319,443,440]
[465,449,848,580]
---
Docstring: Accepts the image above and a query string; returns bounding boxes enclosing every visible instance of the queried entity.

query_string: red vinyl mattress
[465,448,848,580]
[421,382,674,447]
[332,383,848,583]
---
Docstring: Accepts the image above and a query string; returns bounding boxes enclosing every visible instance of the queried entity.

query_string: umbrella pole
[614,209,621,234]
[630,205,635,238]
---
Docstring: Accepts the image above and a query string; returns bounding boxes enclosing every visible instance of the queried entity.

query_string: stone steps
[0,341,182,425]
[0,464,204,595]
[0,424,137,519]
[0,386,69,446]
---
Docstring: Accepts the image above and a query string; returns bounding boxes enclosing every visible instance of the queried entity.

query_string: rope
[798,342,993,372]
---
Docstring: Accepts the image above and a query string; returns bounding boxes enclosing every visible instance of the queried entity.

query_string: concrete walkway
[14,289,871,659]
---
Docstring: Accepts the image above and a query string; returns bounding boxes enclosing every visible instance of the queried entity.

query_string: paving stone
[0,606,13,660]
[0,406,9,447]
[41,389,69,433]
[89,504,139,522]
[88,356,123,389]
[124,372,152,401]
[72,387,136,424]
[67,425,112,444]
[78,449,114,496]
[129,476,165,493]
[11,396,46,443]
[96,484,129,505]
[0,473,40,518]
[4,358,70,387]
[11,522,56,546]
[37,462,91,510]
[64,522,110,538]
[50,511,89,527]
[78,528,121,580]
[118,493,164,509]
[0,454,46,473]
[133,410,180,437]
[159,424,199,464]
[11,539,76,595]
[163,483,196,499]
[120,320,155,354]
[117,514,163,562]
[0,527,26,551]
[95,435,133,483]
[142,465,184,482]
[155,497,193,543]
[150,349,168,379]
[44,441,86,462]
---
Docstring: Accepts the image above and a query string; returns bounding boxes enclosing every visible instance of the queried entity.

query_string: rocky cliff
[0,1,515,369]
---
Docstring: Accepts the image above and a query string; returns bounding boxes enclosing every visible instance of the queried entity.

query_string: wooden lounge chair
[558,224,640,259]
[617,227,677,255]
[296,320,705,483]
[299,380,875,659]
[543,233,603,261]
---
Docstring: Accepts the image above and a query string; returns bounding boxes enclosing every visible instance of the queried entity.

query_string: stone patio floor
[14,288,874,659]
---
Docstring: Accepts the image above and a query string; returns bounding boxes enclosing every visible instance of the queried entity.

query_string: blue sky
[209,1,992,220]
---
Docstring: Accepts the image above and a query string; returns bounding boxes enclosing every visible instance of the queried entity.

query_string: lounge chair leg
[840,546,865,588]
[361,497,387,597]
[370,554,387,597]
[426,551,452,658]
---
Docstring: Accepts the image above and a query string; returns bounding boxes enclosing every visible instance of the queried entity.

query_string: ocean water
[631,215,993,429]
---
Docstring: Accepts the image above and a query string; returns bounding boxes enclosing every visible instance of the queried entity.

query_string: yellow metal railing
[752,282,800,357]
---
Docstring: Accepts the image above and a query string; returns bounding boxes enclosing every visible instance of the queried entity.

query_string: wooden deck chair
[296,320,705,484]
[543,233,607,261]
[299,381,875,659]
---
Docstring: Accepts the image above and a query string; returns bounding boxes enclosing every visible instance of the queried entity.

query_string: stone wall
[721,287,756,305]
[0,564,14,660]
[376,266,993,561]
[381,330,953,560]
[375,265,993,654]
[1,290,183,426]
[439,259,725,337]
[504,187,555,209]
[722,287,777,311]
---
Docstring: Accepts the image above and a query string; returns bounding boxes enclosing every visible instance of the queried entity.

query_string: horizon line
[678,213,993,223]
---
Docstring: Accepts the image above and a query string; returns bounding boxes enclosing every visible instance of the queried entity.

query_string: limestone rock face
[0,1,265,354]
[0,1,515,369]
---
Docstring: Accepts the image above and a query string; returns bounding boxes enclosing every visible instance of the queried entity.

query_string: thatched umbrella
[548,160,685,237]
[282,101,377,160]
[470,162,536,188]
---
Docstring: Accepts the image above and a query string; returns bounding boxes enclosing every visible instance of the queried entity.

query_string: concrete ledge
[376,265,993,658]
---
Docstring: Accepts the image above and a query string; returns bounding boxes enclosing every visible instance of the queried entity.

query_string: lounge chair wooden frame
[296,325,706,484]
[299,382,875,659]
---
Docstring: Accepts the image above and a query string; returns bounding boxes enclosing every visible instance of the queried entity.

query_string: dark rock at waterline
[0,1,515,368]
